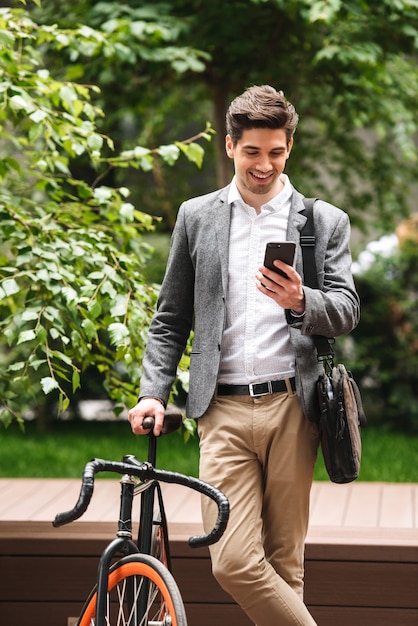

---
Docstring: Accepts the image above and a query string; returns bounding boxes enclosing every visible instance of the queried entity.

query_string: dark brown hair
[226,85,299,145]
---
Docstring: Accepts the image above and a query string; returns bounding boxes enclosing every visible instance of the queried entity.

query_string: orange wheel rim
[79,560,178,626]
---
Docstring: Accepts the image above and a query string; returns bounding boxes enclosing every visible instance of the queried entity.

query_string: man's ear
[225,134,234,159]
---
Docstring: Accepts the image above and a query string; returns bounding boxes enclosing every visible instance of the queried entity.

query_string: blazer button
[306,324,315,334]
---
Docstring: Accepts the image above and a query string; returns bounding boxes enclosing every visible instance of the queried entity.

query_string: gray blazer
[139,185,360,422]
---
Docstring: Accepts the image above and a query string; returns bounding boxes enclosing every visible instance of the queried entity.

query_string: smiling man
[225,127,292,204]
[129,85,360,625]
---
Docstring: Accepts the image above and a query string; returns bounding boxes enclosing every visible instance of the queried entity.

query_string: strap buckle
[300,236,315,247]
[249,381,272,397]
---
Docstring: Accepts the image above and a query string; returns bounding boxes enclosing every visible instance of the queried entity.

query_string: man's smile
[249,170,275,181]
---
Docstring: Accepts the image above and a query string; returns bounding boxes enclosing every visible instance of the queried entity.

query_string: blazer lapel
[287,189,308,275]
[214,186,232,293]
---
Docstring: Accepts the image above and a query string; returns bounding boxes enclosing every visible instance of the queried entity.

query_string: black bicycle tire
[77,553,187,626]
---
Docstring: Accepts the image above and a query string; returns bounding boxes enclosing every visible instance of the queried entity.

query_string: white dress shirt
[218,174,296,384]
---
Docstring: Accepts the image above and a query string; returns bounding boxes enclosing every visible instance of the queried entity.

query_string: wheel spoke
[77,554,187,626]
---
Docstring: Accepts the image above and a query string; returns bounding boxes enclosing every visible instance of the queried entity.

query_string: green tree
[169,0,418,234]
[28,0,418,237]
[0,4,212,426]
[30,0,215,229]
[3,0,418,429]
[349,218,418,432]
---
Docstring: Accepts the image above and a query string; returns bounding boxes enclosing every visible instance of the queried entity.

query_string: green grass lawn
[0,420,199,479]
[0,420,417,482]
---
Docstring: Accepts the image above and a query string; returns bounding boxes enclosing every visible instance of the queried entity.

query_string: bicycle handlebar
[52,457,229,549]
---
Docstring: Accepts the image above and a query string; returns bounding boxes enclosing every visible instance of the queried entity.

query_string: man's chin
[247,173,278,195]
[247,182,275,196]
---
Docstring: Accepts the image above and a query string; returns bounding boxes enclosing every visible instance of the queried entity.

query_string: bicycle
[53,407,230,626]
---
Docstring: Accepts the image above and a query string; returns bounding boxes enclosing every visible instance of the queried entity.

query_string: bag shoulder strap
[300,198,318,289]
[300,198,334,360]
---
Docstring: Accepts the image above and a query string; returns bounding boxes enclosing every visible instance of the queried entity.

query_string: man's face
[225,127,292,206]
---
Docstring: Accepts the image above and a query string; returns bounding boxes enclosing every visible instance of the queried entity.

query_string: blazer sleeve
[139,203,194,404]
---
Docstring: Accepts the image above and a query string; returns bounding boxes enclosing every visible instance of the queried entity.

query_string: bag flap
[337,364,367,428]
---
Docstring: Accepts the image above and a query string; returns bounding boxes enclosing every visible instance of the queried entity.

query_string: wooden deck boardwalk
[0,478,417,625]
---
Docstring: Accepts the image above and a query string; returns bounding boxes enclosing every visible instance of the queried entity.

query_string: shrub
[0,6,211,426]
[349,220,418,432]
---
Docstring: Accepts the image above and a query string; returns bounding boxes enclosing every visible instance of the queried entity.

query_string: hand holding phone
[263,241,296,279]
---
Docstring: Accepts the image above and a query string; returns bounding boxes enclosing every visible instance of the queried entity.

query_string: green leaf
[28,359,47,371]
[40,377,59,395]
[120,203,135,221]
[108,322,130,346]
[100,281,117,298]
[183,417,196,439]
[29,109,47,123]
[81,318,97,341]
[8,362,25,372]
[0,157,21,175]
[176,142,204,168]
[36,325,48,344]
[110,294,128,317]
[87,133,104,151]
[89,300,102,319]
[17,330,36,345]
[60,395,70,413]
[88,271,106,281]
[308,0,342,23]
[62,286,78,304]
[0,409,14,428]
[72,369,80,393]
[59,84,77,106]
[2,278,20,296]
[50,350,72,365]
[93,187,113,204]
[21,310,39,322]
[9,94,35,114]
[49,328,60,340]
[120,146,149,159]
[0,30,15,46]
[158,144,180,166]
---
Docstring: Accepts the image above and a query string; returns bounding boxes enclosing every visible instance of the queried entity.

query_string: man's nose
[255,154,271,170]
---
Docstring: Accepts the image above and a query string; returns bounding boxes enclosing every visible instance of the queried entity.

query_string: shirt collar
[228,174,292,212]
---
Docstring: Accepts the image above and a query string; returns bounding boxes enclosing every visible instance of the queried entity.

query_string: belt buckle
[249,381,272,397]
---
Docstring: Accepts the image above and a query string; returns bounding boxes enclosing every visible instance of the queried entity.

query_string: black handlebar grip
[142,416,155,431]
[187,486,230,549]
[143,405,183,435]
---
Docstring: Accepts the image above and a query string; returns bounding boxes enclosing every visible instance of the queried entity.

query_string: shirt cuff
[139,396,166,408]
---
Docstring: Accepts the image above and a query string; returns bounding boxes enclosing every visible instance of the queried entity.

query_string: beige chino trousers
[198,388,319,626]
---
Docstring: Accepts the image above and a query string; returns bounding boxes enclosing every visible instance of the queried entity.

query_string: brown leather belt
[217,378,296,397]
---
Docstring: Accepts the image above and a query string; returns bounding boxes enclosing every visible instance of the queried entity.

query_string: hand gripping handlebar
[52,457,229,549]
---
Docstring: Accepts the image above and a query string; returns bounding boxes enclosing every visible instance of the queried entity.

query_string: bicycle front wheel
[77,553,187,626]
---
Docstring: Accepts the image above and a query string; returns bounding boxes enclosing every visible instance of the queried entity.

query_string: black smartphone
[263,241,296,278]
